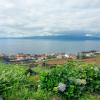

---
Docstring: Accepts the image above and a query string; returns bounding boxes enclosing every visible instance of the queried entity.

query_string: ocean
[0,39,100,55]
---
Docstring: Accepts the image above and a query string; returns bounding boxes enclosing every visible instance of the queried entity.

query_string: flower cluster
[40,61,100,98]
[94,67,99,72]
[58,83,66,92]
[75,79,86,85]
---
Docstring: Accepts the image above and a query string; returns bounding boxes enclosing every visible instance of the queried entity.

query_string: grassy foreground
[0,61,100,100]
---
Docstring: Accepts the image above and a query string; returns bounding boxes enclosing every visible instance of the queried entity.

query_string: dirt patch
[82,58,100,65]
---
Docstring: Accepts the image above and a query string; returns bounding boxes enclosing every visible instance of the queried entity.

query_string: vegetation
[0,61,100,100]
[40,60,100,99]
[95,54,100,58]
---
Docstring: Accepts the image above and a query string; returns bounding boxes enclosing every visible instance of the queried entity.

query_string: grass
[95,54,100,58]
[79,93,100,100]
[33,65,50,74]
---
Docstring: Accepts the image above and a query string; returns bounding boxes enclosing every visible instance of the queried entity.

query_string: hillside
[0,61,100,100]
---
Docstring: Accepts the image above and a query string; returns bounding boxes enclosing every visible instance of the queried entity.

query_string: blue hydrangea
[76,79,81,85]
[76,79,86,85]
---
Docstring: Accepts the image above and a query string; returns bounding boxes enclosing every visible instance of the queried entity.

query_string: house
[56,53,65,59]
[95,51,100,54]
[8,55,16,60]
[78,50,97,59]
[64,54,70,58]
[0,53,6,58]
[68,54,77,59]
[15,53,34,61]
[16,53,26,60]
[34,54,47,61]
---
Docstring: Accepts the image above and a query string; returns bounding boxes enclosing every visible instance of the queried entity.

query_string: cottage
[68,54,77,59]
[95,51,100,54]
[56,53,65,59]
[64,54,70,58]
[15,53,34,61]
[34,54,47,61]
[0,53,7,58]
[78,50,96,59]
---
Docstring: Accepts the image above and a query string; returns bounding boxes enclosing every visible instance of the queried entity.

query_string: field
[95,54,100,58]
[46,58,68,65]
[36,58,100,66]
[0,60,100,100]
[83,58,100,65]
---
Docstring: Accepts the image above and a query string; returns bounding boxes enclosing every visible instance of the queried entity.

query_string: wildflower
[58,83,66,92]
[76,79,81,85]
[81,79,86,85]
[94,67,99,72]
[76,79,86,85]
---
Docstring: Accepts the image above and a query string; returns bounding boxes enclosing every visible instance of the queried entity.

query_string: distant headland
[0,34,100,40]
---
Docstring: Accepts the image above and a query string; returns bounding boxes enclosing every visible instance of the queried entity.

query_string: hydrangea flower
[81,79,86,85]
[76,79,86,85]
[94,67,99,72]
[76,79,81,85]
[58,83,66,92]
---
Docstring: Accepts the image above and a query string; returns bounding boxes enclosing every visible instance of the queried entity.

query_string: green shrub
[0,63,38,100]
[0,61,99,100]
[40,60,100,99]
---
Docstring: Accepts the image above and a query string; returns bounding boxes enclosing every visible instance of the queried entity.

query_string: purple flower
[58,83,66,92]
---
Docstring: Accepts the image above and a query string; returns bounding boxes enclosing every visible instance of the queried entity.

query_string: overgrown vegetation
[0,61,100,100]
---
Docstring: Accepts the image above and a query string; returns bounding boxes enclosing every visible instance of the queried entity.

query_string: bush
[0,63,39,100]
[0,61,99,100]
[86,66,100,93]
[40,60,100,99]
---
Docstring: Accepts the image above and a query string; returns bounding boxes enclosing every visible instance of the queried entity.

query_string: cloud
[0,0,100,37]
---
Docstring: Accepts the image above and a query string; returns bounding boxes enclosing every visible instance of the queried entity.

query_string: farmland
[83,58,100,65]
[0,60,100,100]
[34,58,100,66]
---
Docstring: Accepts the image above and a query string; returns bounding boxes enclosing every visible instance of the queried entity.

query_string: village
[0,50,100,66]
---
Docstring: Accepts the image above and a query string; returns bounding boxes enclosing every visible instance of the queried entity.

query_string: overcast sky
[0,0,100,37]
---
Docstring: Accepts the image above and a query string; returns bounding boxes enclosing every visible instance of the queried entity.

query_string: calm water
[0,39,100,55]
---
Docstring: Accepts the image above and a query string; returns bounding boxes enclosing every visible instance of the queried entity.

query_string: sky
[0,0,100,37]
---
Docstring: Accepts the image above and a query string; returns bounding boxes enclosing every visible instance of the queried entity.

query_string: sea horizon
[0,39,100,55]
